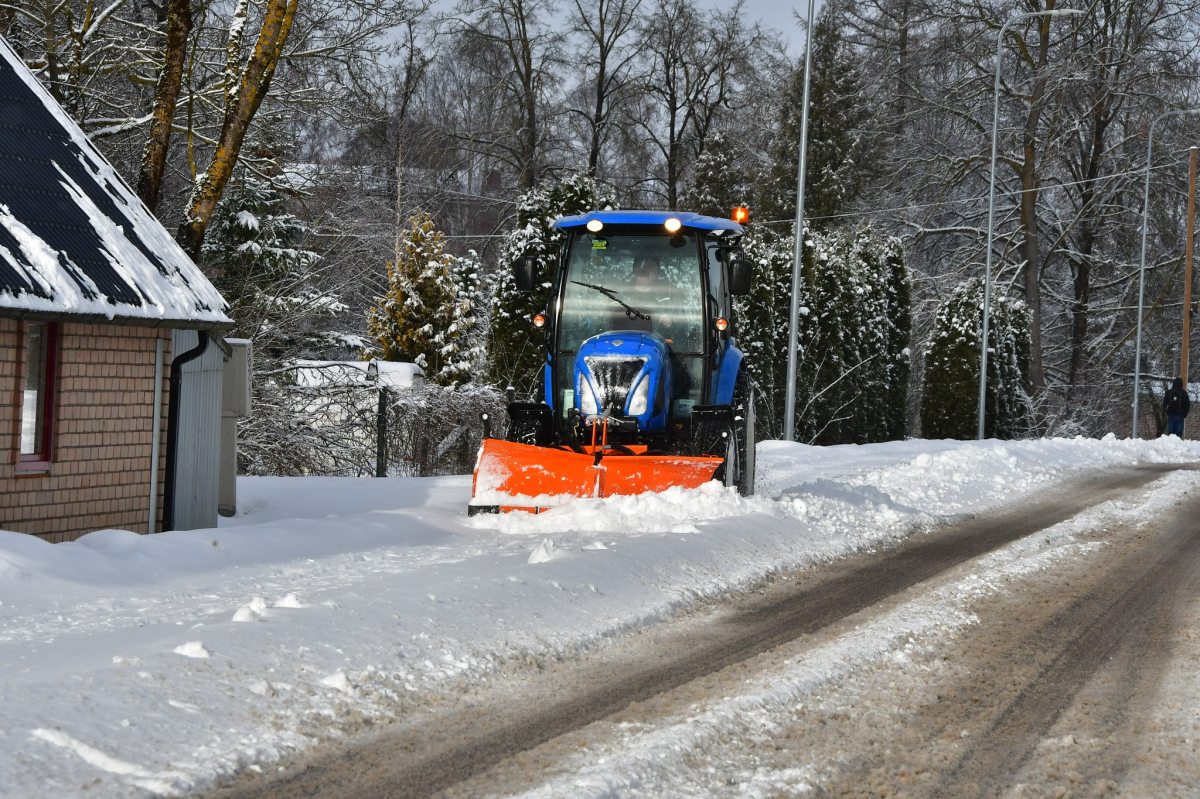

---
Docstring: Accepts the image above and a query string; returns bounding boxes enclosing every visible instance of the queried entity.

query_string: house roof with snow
[0,37,231,330]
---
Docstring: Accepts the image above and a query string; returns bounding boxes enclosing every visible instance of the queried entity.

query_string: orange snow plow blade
[468,439,724,514]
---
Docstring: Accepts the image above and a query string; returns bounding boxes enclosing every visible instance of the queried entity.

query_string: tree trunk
[589,55,607,174]
[1069,98,1109,389]
[1018,11,1056,392]
[521,89,538,188]
[893,0,908,131]
[176,0,299,259]
[138,0,192,211]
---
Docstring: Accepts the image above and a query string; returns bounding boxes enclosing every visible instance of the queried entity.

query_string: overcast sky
[429,0,823,59]
[703,0,819,57]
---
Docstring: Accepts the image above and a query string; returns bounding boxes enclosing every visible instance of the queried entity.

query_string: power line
[753,155,1194,226]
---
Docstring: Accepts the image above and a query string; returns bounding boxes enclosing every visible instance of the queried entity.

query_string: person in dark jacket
[1163,377,1191,437]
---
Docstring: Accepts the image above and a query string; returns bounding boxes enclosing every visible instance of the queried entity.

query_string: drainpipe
[147,337,164,533]
[162,331,208,532]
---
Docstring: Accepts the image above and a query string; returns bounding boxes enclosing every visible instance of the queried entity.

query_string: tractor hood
[574,331,672,431]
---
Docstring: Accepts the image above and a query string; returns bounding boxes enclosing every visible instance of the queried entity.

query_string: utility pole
[783,0,816,442]
[1183,147,1197,383]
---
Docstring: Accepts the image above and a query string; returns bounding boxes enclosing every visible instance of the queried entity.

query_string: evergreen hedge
[921,278,1032,440]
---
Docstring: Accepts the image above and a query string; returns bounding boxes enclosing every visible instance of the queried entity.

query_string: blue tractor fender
[710,339,743,406]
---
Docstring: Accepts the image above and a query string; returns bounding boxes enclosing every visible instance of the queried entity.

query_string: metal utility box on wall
[170,330,224,531]
[219,339,252,517]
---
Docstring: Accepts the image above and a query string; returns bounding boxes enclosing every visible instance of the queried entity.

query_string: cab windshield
[558,232,704,354]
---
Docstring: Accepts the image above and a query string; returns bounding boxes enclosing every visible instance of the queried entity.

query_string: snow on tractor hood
[574,331,671,429]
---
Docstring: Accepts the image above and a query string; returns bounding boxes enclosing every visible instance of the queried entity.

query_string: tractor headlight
[627,375,650,416]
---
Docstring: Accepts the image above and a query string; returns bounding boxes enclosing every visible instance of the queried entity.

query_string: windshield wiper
[571,281,650,321]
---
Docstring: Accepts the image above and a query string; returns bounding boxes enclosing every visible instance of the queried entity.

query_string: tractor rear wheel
[729,369,756,496]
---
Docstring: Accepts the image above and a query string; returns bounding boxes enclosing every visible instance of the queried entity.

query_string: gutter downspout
[147,337,164,533]
[162,331,208,532]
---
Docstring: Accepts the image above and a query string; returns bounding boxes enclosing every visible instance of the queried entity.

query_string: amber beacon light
[732,207,750,224]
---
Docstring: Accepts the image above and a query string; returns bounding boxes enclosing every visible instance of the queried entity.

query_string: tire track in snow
[205,465,1185,799]
[927,487,1200,797]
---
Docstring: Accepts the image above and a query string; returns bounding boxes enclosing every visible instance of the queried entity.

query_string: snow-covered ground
[2,436,1199,797]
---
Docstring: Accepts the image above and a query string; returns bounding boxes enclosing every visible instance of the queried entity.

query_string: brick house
[0,38,232,542]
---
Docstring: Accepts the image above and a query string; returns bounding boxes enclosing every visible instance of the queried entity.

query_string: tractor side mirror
[512,255,538,293]
[729,259,753,296]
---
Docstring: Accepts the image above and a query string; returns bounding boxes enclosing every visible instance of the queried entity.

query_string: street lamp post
[783,0,817,442]
[977,7,1083,441]
[1131,108,1200,438]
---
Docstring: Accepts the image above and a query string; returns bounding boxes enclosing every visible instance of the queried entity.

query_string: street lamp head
[366,359,379,381]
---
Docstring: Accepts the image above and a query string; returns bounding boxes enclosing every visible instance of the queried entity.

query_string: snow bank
[1,436,1197,796]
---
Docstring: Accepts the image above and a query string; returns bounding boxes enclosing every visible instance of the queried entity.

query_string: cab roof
[553,210,744,235]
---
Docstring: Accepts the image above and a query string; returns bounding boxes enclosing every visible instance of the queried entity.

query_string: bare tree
[452,0,564,189]
[632,0,759,209]
[567,0,641,176]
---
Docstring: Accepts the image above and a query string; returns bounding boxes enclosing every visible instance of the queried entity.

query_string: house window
[18,322,57,470]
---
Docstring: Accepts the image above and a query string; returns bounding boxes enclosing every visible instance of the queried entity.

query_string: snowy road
[206,464,1200,798]
[5,437,1200,798]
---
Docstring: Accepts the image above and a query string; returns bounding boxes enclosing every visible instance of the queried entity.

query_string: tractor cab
[470,210,756,514]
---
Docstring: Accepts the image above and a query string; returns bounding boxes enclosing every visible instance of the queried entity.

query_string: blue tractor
[470,210,755,513]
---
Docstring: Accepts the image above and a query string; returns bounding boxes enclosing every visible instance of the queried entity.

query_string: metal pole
[977,7,1082,441]
[1133,109,1200,438]
[376,387,388,477]
[1181,147,1197,384]
[783,0,817,442]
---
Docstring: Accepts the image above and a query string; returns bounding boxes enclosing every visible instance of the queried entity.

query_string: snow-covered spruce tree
[367,213,477,385]
[489,172,617,394]
[757,0,874,228]
[450,248,489,375]
[681,132,753,218]
[203,172,332,358]
[735,222,909,444]
[921,279,1032,440]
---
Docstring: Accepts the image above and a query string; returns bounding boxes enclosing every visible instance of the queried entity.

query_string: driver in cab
[630,255,681,341]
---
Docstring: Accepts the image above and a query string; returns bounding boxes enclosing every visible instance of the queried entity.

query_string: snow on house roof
[0,37,231,330]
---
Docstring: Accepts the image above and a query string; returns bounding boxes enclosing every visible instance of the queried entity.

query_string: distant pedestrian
[1163,377,1191,437]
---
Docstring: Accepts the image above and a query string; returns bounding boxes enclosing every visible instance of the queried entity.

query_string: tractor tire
[727,369,756,496]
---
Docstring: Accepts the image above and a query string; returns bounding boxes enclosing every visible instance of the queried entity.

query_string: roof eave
[0,307,235,331]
